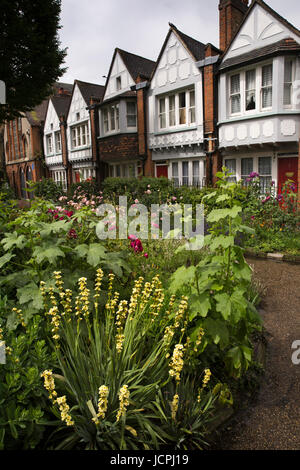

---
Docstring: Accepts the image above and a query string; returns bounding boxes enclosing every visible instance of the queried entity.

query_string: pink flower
[128,234,137,241]
[151,222,159,228]
[134,199,139,204]
[172,196,177,201]
[144,253,149,259]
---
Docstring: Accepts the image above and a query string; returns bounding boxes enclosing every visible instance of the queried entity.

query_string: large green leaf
[207,206,242,223]
[203,317,229,348]
[0,253,15,268]
[75,243,107,267]
[32,245,65,264]
[17,282,44,311]
[168,265,196,294]
[1,232,27,251]
[210,235,235,251]
[189,291,211,319]
[215,293,231,321]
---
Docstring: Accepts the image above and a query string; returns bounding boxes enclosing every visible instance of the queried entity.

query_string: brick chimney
[219,0,249,52]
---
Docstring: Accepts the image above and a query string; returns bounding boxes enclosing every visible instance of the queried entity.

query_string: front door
[156,165,168,178]
[278,157,298,193]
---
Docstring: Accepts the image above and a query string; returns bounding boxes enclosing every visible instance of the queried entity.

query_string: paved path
[219,257,300,450]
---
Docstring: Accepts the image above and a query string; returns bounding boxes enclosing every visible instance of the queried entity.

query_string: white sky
[58,0,300,85]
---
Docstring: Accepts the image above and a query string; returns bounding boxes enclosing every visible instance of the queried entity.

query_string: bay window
[71,122,90,149]
[157,87,196,130]
[102,104,120,134]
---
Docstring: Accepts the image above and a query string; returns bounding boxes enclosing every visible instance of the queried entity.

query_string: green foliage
[0,198,129,327]
[0,314,57,449]
[168,168,261,378]
[69,178,99,200]
[29,178,65,202]
[40,271,220,450]
[0,0,66,122]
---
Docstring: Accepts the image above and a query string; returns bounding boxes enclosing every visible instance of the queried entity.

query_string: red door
[156,165,168,178]
[278,157,298,193]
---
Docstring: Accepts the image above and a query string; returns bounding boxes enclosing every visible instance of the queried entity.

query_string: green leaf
[210,235,235,251]
[0,253,15,268]
[32,245,65,264]
[203,317,229,348]
[1,232,27,251]
[216,194,231,203]
[207,206,242,223]
[215,293,231,321]
[168,265,195,294]
[39,220,72,238]
[17,282,44,311]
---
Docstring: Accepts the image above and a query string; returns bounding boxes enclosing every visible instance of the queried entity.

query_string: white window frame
[126,101,137,128]
[283,58,294,108]
[46,134,54,155]
[108,162,138,178]
[261,64,273,110]
[52,170,67,191]
[169,159,206,187]
[102,104,120,135]
[55,131,62,154]
[157,87,196,131]
[71,122,90,149]
[228,62,274,118]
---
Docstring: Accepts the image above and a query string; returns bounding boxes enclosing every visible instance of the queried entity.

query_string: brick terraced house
[4,83,72,198]
[97,48,155,179]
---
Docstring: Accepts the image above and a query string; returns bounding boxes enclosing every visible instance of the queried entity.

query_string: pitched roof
[170,24,206,61]
[117,49,156,81]
[221,0,300,59]
[51,94,72,118]
[149,23,209,81]
[75,80,105,105]
[25,81,73,126]
[220,37,300,70]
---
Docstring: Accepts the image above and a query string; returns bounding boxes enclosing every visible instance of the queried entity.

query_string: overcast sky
[58,0,300,86]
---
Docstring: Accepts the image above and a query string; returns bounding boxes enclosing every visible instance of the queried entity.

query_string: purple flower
[249,172,259,179]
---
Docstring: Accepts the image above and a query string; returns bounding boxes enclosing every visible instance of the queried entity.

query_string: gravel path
[218,257,300,450]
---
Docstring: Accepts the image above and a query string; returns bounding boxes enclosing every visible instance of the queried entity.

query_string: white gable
[103,52,135,101]
[44,100,60,134]
[224,3,300,61]
[150,31,200,91]
[67,83,90,126]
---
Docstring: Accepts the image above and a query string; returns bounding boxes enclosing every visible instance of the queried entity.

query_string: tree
[0,0,67,123]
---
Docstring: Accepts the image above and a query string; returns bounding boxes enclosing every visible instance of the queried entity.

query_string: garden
[0,168,299,450]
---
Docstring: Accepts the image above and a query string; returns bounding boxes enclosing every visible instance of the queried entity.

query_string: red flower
[68,229,78,239]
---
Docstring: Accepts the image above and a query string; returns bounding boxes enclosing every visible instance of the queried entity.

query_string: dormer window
[116,76,121,91]
[102,104,120,134]
[157,87,196,130]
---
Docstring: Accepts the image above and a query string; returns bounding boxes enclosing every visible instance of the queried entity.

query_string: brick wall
[99,133,139,161]
[219,0,249,52]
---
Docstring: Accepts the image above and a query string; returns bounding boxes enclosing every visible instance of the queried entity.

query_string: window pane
[127,102,137,127]
[262,65,272,86]
[179,92,186,125]
[262,88,272,108]
[172,162,179,187]
[110,106,115,130]
[245,70,256,111]
[189,90,196,124]
[231,74,240,94]
[259,157,272,194]
[182,161,189,186]
[169,95,176,126]
[192,161,199,186]
[241,158,253,183]
[262,65,272,108]
[225,159,236,182]
[231,95,241,114]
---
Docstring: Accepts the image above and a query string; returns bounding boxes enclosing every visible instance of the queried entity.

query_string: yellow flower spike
[169,344,185,383]
[197,368,212,403]
[116,385,130,422]
[12,307,27,329]
[171,394,179,421]
[94,268,104,301]
[41,369,58,402]
[115,300,128,353]
[56,396,74,426]
[93,385,109,424]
